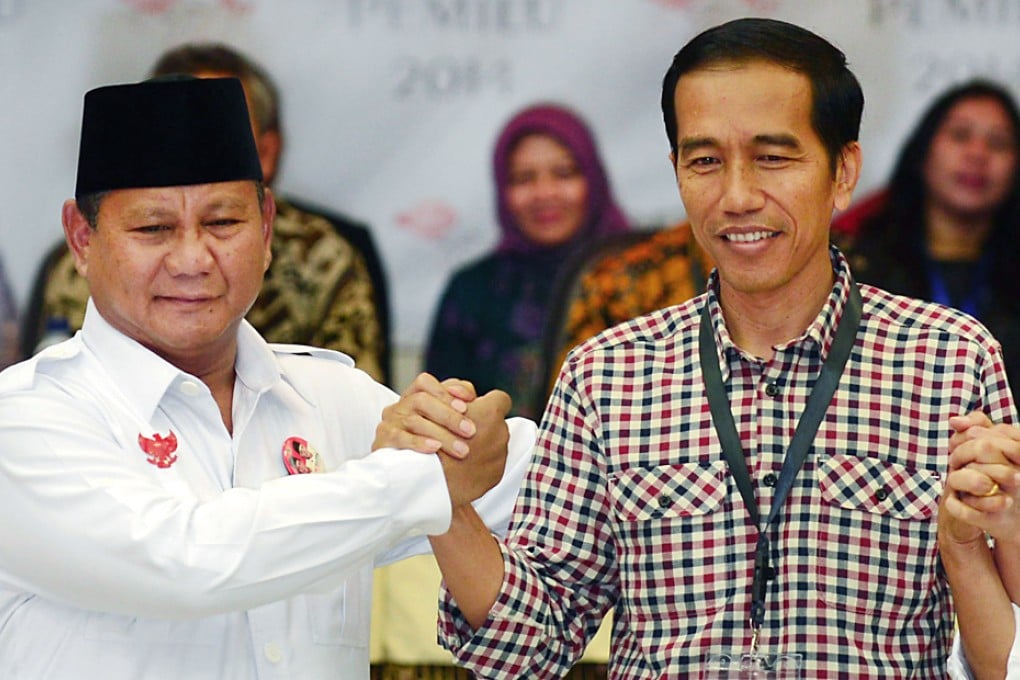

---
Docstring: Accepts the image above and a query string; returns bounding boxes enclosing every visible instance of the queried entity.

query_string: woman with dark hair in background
[425,103,630,419]
[836,79,1020,385]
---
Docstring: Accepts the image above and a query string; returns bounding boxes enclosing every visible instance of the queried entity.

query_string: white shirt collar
[79,298,282,421]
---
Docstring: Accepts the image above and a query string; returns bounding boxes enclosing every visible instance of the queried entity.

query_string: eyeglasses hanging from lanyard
[698,280,863,654]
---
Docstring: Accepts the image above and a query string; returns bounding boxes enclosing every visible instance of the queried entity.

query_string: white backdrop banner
[3,0,1020,350]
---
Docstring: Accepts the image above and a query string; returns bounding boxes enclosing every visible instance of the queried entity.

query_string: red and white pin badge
[282,436,324,475]
[138,431,178,469]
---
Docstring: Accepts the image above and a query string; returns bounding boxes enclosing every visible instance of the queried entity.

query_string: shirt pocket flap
[817,454,941,520]
[610,461,728,521]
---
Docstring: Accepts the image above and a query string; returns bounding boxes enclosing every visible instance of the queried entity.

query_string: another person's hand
[374,372,478,458]
[437,389,512,508]
[941,412,1020,546]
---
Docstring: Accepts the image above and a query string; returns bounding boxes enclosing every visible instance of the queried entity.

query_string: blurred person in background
[425,103,630,419]
[835,79,1020,387]
[0,253,17,370]
[535,219,712,409]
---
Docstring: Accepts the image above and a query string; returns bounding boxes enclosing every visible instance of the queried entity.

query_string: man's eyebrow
[754,133,802,149]
[205,196,250,211]
[677,133,804,159]
[120,205,175,222]
[677,136,717,157]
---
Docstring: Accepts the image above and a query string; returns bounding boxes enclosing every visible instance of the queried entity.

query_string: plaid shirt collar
[704,245,855,382]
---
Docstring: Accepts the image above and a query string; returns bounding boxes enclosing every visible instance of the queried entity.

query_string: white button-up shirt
[0,301,534,679]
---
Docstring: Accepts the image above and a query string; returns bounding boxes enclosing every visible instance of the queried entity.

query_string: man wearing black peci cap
[0,76,534,679]
[23,43,391,385]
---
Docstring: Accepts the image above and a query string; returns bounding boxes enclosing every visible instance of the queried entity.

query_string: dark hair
[856,79,1020,299]
[151,43,280,134]
[661,17,863,173]
[77,191,108,229]
[77,182,266,229]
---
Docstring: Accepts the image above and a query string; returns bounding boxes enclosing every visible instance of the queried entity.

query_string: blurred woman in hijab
[425,103,630,419]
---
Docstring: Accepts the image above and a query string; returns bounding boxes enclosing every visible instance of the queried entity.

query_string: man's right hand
[374,372,512,507]
[439,390,512,508]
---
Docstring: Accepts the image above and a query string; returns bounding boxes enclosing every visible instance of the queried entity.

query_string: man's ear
[833,141,862,211]
[62,199,93,278]
[257,129,282,185]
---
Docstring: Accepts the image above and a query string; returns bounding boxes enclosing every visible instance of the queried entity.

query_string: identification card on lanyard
[698,280,862,678]
[703,651,804,679]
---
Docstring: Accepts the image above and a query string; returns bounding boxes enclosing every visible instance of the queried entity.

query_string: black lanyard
[698,281,862,643]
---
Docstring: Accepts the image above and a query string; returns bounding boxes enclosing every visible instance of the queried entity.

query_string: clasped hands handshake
[941,411,1020,548]
[373,373,511,509]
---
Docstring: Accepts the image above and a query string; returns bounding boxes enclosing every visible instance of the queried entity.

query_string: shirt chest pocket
[608,461,737,636]
[610,461,728,521]
[306,567,370,647]
[812,453,942,618]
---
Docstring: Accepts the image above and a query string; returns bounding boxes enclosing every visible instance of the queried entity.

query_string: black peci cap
[74,75,262,198]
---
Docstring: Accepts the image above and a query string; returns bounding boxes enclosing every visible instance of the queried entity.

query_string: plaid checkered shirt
[438,247,1017,678]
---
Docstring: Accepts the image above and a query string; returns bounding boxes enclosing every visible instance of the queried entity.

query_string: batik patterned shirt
[550,222,710,392]
[560,222,709,359]
[439,247,1016,678]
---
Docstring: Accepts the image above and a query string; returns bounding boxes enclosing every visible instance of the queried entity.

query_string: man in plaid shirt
[385,17,1016,678]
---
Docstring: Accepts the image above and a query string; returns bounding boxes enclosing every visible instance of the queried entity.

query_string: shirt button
[179,380,202,396]
[764,383,780,398]
[875,487,889,502]
[762,472,777,487]
[264,642,283,664]
[658,495,672,508]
